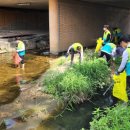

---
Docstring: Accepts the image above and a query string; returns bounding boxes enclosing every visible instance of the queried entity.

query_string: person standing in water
[16,37,25,70]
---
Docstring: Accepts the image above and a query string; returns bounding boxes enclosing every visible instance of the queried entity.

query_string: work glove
[115,71,120,75]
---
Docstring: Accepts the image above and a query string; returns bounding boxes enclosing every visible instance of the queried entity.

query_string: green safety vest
[103,30,111,39]
[72,43,83,51]
[17,40,25,50]
[116,28,121,33]
[109,43,116,49]
[126,48,130,63]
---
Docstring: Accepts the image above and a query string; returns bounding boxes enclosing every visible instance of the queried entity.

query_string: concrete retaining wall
[105,7,130,34]
[0,34,49,53]
[58,0,106,52]
[50,0,130,53]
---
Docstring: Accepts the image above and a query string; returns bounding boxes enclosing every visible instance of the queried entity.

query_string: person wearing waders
[103,25,111,46]
[16,37,25,70]
[66,43,83,65]
[115,36,130,99]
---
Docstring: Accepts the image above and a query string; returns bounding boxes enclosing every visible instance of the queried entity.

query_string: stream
[0,52,110,130]
[0,52,50,105]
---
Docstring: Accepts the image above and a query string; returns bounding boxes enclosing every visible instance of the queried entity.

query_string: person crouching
[66,43,83,65]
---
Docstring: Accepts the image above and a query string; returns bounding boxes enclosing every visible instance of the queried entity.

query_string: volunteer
[16,37,25,69]
[100,43,116,62]
[67,43,83,64]
[116,36,130,88]
[103,25,111,46]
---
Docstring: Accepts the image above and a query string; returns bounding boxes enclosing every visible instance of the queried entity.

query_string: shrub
[43,71,64,96]
[84,49,96,61]
[43,69,89,104]
[43,57,111,107]
[90,103,130,130]
[73,58,111,91]
[113,57,122,70]
[59,70,90,104]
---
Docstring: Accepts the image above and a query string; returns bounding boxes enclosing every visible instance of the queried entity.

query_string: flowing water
[0,52,50,105]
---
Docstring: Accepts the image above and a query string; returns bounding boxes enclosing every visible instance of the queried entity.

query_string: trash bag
[12,52,22,65]
[95,37,103,53]
[112,71,128,102]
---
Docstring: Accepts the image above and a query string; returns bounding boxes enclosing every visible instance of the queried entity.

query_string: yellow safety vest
[126,48,130,63]
[103,30,111,40]
[72,43,83,51]
[17,40,25,50]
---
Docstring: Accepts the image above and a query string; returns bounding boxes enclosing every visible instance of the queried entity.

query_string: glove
[115,71,120,75]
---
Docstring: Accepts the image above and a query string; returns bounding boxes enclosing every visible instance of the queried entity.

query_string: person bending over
[67,43,83,65]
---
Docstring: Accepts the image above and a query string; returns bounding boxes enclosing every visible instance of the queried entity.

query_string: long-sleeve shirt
[112,46,125,57]
[118,50,128,72]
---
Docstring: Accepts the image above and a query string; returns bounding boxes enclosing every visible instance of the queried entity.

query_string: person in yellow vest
[112,27,122,45]
[103,25,111,46]
[116,36,130,89]
[16,37,25,69]
[67,43,83,65]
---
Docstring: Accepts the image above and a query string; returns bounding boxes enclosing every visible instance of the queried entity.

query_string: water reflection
[0,52,50,105]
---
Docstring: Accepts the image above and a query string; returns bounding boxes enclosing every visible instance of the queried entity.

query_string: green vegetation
[42,49,129,130]
[113,56,122,70]
[43,49,112,107]
[90,103,130,130]
[84,49,97,60]
[43,69,88,105]
[57,56,66,65]
[73,58,111,91]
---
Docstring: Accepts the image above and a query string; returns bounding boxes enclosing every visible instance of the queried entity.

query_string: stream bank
[0,53,111,130]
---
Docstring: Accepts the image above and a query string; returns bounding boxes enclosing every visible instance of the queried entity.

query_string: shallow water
[32,98,108,130]
[0,53,110,130]
[0,96,109,130]
[35,103,93,130]
[0,52,50,105]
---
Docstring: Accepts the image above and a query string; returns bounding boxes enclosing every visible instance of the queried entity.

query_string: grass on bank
[42,49,112,107]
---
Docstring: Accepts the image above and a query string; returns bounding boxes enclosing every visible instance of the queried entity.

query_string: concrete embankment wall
[49,0,130,53]
[0,8,49,53]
